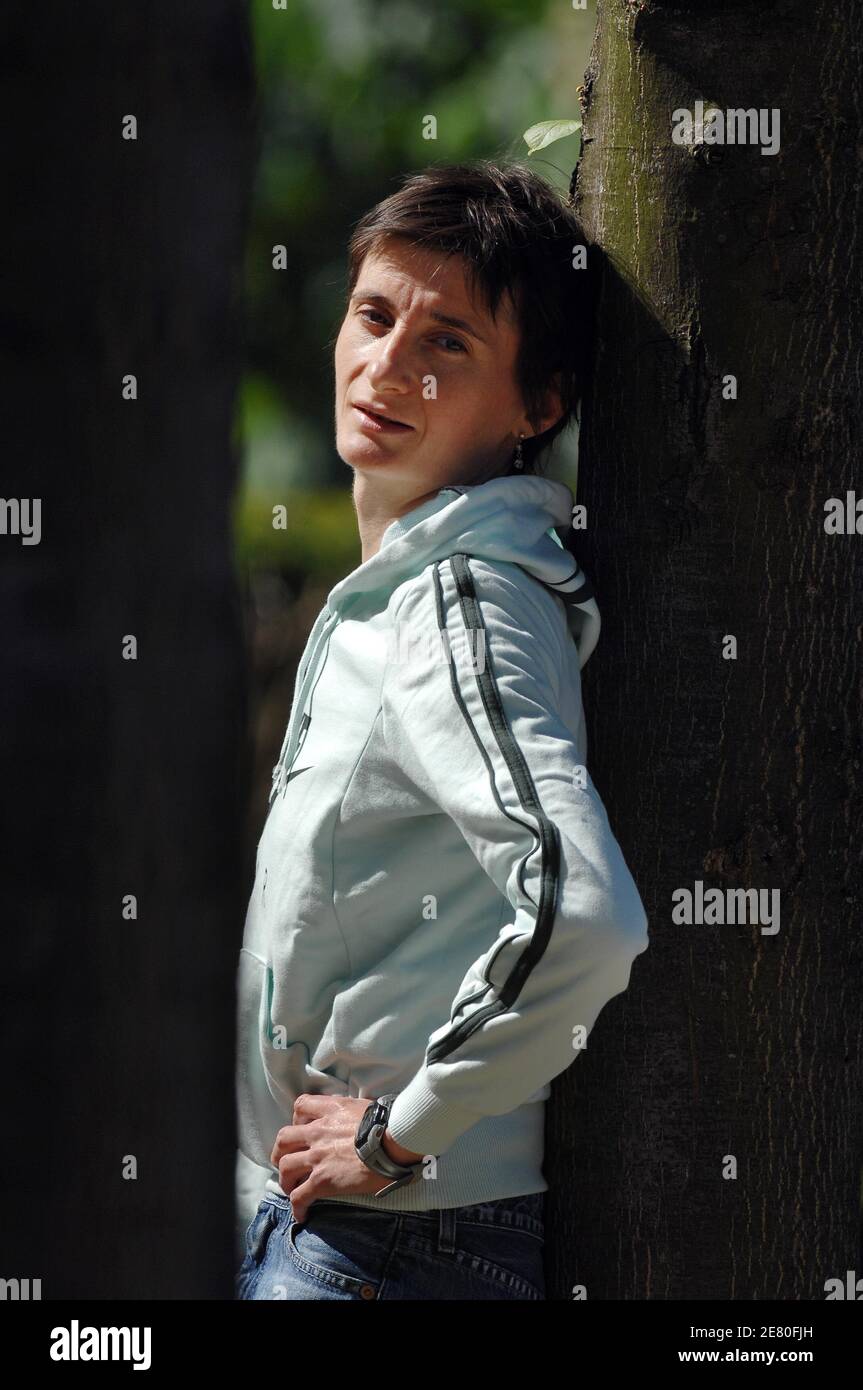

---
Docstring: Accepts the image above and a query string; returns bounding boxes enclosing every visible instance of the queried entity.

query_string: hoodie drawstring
[269,607,340,803]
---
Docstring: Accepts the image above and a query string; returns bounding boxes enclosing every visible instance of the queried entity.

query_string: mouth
[352,403,414,433]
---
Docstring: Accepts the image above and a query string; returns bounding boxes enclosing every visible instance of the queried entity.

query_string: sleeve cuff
[385,1072,484,1157]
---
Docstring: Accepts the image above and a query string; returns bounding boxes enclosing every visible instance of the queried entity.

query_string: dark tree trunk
[1,3,256,1297]
[546,0,863,1298]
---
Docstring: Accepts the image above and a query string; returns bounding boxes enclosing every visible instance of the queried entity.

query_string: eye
[437,335,467,354]
[358,307,387,326]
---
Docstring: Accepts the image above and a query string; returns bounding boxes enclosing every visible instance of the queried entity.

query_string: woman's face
[334,236,553,491]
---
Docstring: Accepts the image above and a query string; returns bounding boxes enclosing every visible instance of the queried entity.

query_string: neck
[351,449,515,562]
[352,474,444,563]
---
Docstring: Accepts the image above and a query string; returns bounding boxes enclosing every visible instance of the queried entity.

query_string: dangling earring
[513,433,525,470]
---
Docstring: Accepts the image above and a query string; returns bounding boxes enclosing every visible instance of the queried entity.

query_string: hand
[269,1094,422,1224]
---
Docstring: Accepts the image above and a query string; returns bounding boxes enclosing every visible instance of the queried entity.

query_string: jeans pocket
[285,1209,382,1299]
[453,1224,545,1300]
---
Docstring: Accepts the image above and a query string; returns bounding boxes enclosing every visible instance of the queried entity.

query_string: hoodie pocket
[236,948,287,1171]
[481,929,534,995]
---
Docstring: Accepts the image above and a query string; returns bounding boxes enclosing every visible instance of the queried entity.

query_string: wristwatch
[355,1093,425,1196]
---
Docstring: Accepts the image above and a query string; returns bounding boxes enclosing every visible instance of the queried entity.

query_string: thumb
[289,1183,313,1226]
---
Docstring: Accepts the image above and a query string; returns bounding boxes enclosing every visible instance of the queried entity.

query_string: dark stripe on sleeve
[425,553,562,1065]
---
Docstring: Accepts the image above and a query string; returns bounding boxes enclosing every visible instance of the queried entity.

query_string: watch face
[358,1100,384,1146]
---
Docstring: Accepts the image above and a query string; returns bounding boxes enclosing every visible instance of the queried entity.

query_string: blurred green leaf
[523,118,582,155]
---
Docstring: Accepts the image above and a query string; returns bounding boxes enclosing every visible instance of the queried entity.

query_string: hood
[270,475,600,803]
[329,474,600,666]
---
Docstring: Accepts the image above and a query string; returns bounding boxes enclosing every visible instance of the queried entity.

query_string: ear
[524,372,564,439]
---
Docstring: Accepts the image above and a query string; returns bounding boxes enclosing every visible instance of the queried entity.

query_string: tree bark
[1,2,256,1297]
[546,0,863,1299]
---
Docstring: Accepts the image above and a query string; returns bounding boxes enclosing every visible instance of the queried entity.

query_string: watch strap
[355,1093,424,1193]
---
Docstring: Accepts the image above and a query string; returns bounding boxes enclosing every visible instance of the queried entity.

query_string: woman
[234,160,649,1300]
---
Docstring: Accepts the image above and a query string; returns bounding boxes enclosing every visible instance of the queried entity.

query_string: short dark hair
[344,159,600,474]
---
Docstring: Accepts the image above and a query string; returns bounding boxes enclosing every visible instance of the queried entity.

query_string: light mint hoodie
[235,474,649,1217]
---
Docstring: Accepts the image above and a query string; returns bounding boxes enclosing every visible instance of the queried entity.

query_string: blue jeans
[234,1189,546,1300]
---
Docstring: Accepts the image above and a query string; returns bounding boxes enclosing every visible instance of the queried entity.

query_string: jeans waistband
[262,1189,545,1247]
[426,1192,545,1250]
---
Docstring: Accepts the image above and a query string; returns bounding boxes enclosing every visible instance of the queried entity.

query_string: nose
[366,323,415,394]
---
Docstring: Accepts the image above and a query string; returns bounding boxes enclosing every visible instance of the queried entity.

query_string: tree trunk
[546,0,862,1299]
[1,2,256,1297]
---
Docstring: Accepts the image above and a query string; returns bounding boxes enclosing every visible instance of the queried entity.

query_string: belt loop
[437,1205,456,1253]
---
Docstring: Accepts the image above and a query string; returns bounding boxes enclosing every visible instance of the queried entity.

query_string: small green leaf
[523,119,582,155]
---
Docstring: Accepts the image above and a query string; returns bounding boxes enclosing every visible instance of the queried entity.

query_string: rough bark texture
[1,3,255,1297]
[546,0,863,1299]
